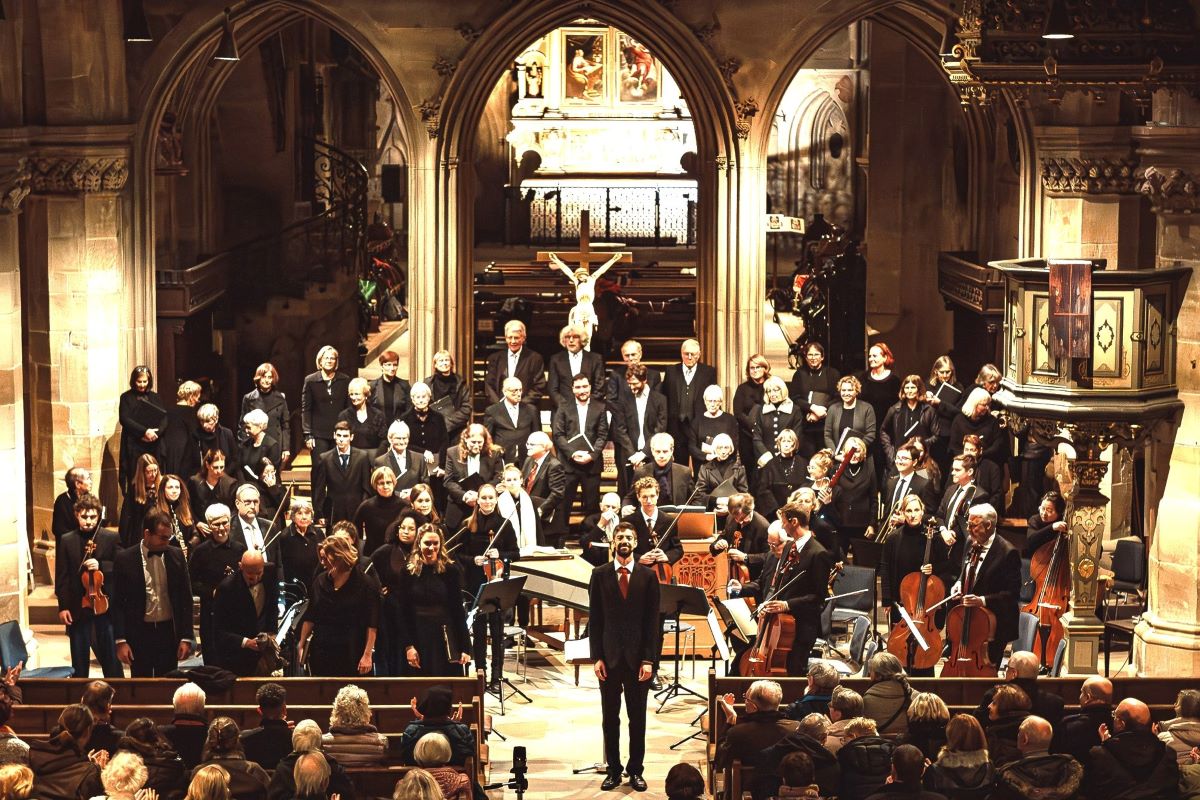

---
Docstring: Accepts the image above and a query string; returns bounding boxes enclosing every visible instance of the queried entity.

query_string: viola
[80,539,109,616]
[886,517,945,670]
[942,544,997,677]
[728,529,751,586]
[1024,523,1071,669]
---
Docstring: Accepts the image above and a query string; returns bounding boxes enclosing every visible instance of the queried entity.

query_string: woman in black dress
[338,377,388,455]
[279,497,326,592]
[695,434,750,510]
[240,362,291,465]
[879,375,936,464]
[119,366,164,493]
[831,436,877,561]
[424,350,473,444]
[732,354,769,485]
[925,355,964,477]
[189,449,238,534]
[156,474,196,555]
[119,454,160,548]
[402,384,450,513]
[858,342,902,479]
[755,428,807,519]
[789,342,841,457]
[298,534,380,676]
[354,466,409,555]
[369,507,425,676]
[457,484,518,689]
[397,524,471,677]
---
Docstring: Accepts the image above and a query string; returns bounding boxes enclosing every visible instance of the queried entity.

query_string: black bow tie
[147,550,165,558]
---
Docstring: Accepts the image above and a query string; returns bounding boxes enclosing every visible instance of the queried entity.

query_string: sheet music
[706,609,731,661]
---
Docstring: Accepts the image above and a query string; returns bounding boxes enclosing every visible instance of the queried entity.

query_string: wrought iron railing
[516,183,697,247]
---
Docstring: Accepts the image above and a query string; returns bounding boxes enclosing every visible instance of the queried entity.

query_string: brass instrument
[872,491,907,543]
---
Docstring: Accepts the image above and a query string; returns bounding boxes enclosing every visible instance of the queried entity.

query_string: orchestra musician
[877,445,936,540]
[580,492,623,566]
[937,454,979,568]
[949,503,1021,668]
[830,436,877,560]
[790,486,840,561]
[56,494,122,678]
[188,504,246,661]
[710,493,769,580]
[1025,491,1067,556]
[726,521,787,674]
[629,476,681,686]
[458,484,518,691]
[879,495,949,676]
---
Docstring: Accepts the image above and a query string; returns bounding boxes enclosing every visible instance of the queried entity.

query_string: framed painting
[618,34,659,103]
[563,29,608,104]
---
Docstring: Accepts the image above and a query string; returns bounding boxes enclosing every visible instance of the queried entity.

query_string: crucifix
[537,210,632,344]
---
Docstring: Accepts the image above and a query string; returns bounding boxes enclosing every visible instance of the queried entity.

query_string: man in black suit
[482,377,541,463]
[962,436,1003,508]
[240,683,292,772]
[311,422,372,526]
[936,453,978,574]
[612,364,668,498]
[589,523,660,793]
[551,374,610,528]
[710,493,770,581]
[484,319,546,405]
[210,550,280,676]
[443,423,505,530]
[369,350,411,423]
[547,324,606,408]
[879,444,935,533]
[522,431,567,543]
[622,433,693,508]
[605,339,661,406]
[661,338,718,466]
[56,494,122,678]
[761,503,834,676]
[950,502,1021,668]
[113,509,195,676]
[232,484,280,564]
[374,420,430,494]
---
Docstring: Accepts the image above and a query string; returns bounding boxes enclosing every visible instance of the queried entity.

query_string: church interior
[2,0,1200,795]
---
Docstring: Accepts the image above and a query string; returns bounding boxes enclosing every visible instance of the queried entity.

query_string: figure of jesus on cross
[537,210,632,348]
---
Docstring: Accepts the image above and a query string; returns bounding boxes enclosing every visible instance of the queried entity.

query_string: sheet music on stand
[717,597,758,642]
[564,637,592,664]
[705,609,731,662]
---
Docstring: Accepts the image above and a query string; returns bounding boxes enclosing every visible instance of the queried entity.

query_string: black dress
[789,364,841,456]
[278,523,326,591]
[688,413,740,474]
[369,541,412,676]
[456,511,519,679]
[394,562,471,678]
[857,371,902,478]
[302,568,381,677]
[732,380,765,483]
[425,372,473,443]
[402,409,449,466]
[754,452,807,518]
[119,387,165,491]
[879,401,936,463]
[240,388,291,454]
[353,494,409,555]
[337,405,389,454]
[831,460,877,559]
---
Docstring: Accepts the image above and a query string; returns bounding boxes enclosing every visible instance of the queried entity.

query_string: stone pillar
[23,146,130,534]
[1132,93,1200,676]
[0,155,30,626]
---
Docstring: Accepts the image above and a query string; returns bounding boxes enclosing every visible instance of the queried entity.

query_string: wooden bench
[344,762,476,800]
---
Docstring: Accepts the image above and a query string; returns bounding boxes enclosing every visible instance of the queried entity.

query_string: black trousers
[786,615,821,677]
[471,609,504,679]
[128,620,180,677]
[560,469,600,532]
[599,659,651,777]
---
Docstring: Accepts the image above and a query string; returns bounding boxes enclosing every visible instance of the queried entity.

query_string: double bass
[885,517,945,670]
[941,544,997,677]
[1025,527,1071,670]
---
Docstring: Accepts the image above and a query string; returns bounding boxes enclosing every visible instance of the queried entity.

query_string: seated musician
[878,494,949,677]
[629,476,681,688]
[710,493,769,580]
[728,521,786,603]
[961,435,1002,508]
[580,492,622,567]
[1025,491,1067,556]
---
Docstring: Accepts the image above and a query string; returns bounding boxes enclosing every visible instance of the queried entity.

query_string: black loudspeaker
[381,164,405,203]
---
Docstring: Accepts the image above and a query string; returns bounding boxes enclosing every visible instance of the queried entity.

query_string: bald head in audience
[1080,676,1113,707]
[1017,716,1053,754]
[1114,698,1152,732]
[1006,651,1040,679]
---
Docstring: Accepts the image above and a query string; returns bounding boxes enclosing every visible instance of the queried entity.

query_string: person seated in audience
[715,680,800,776]
[664,762,706,800]
[398,686,474,768]
[779,663,837,722]
[774,751,821,800]
[898,692,950,762]
[992,716,1082,800]
[185,764,231,800]
[1050,676,1113,766]
[836,717,894,800]
[986,684,1033,769]
[1157,688,1200,764]
[864,744,944,800]
[267,721,355,800]
[392,769,443,800]
[695,433,749,510]
[29,705,104,800]
[1085,697,1179,800]
[757,714,840,800]
[923,714,993,800]
[238,684,291,777]
[0,763,33,800]
[973,651,1064,730]
[97,751,148,800]
[192,718,269,800]
[0,690,27,766]
[412,734,470,800]
[115,718,188,800]
[291,751,336,800]
[862,653,911,736]
[80,681,123,756]
[826,686,864,755]
[321,686,387,767]
[160,684,209,771]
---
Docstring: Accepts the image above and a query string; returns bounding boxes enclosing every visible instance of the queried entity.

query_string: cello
[941,544,997,677]
[885,517,945,670]
[739,543,801,677]
[1025,527,1071,670]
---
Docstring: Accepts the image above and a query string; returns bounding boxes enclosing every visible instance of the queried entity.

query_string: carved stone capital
[1040,155,1140,195]
[0,158,31,214]
[29,155,128,194]
[734,97,758,140]
[433,57,457,79]
[419,98,441,140]
[1139,165,1200,214]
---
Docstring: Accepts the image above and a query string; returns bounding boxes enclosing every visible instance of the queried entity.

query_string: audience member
[160,683,209,770]
[985,684,1032,769]
[115,717,188,800]
[267,721,355,800]
[0,691,27,765]
[0,763,33,800]
[864,744,946,800]
[992,716,1082,800]
[664,762,705,800]
[391,769,443,800]
[185,764,231,800]
[192,718,268,800]
[81,681,124,757]
[291,752,334,800]
[1157,688,1200,764]
[899,692,950,761]
[1084,697,1179,800]
[786,662,840,720]
[775,751,821,800]
[836,717,894,800]
[757,714,839,800]
[1050,676,1113,765]
[398,687,473,767]
[862,653,912,735]
[322,686,387,767]
[826,686,865,755]
[97,751,148,800]
[412,734,469,800]
[239,684,292,775]
[924,714,993,800]
[28,705,103,800]
[714,679,799,774]
[972,651,1064,730]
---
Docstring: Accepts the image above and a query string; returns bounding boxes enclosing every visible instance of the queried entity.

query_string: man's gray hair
[172,682,206,715]
[747,680,783,711]
[798,712,830,741]
[205,503,231,523]
[292,719,323,752]
[387,420,410,439]
[968,503,998,528]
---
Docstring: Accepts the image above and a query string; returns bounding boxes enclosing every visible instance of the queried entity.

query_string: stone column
[1132,94,1200,676]
[23,145,130,534]
[0,154,30,626]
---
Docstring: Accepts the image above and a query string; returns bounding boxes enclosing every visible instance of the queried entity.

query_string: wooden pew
[344,762,475,800]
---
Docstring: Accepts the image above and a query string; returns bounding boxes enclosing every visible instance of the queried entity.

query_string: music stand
[473,576,530,714]
[654,583,709,712]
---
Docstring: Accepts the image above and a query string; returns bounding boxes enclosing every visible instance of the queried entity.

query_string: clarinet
[170,506,189,560]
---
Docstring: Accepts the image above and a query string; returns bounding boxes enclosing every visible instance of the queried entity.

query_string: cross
[537,210,632,276]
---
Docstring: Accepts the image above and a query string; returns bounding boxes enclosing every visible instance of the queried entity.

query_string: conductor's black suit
[112,544,194,676]
[589,560,661,781]
[210,566,281,676]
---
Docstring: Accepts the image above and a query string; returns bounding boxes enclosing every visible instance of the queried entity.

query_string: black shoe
[601,774,622,791]
[651,677,664,691]
[629,774,648,792]
[486,680,501,694]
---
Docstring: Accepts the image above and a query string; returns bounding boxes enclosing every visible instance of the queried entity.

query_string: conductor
[589,523,659,793]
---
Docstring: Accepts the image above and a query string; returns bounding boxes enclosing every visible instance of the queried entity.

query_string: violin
[886,517,945,670]
[1025,523,1071,670]
[649,528,674,584]
[728,529,751,586]
[80,539,109,616]
[942,544,997,677]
